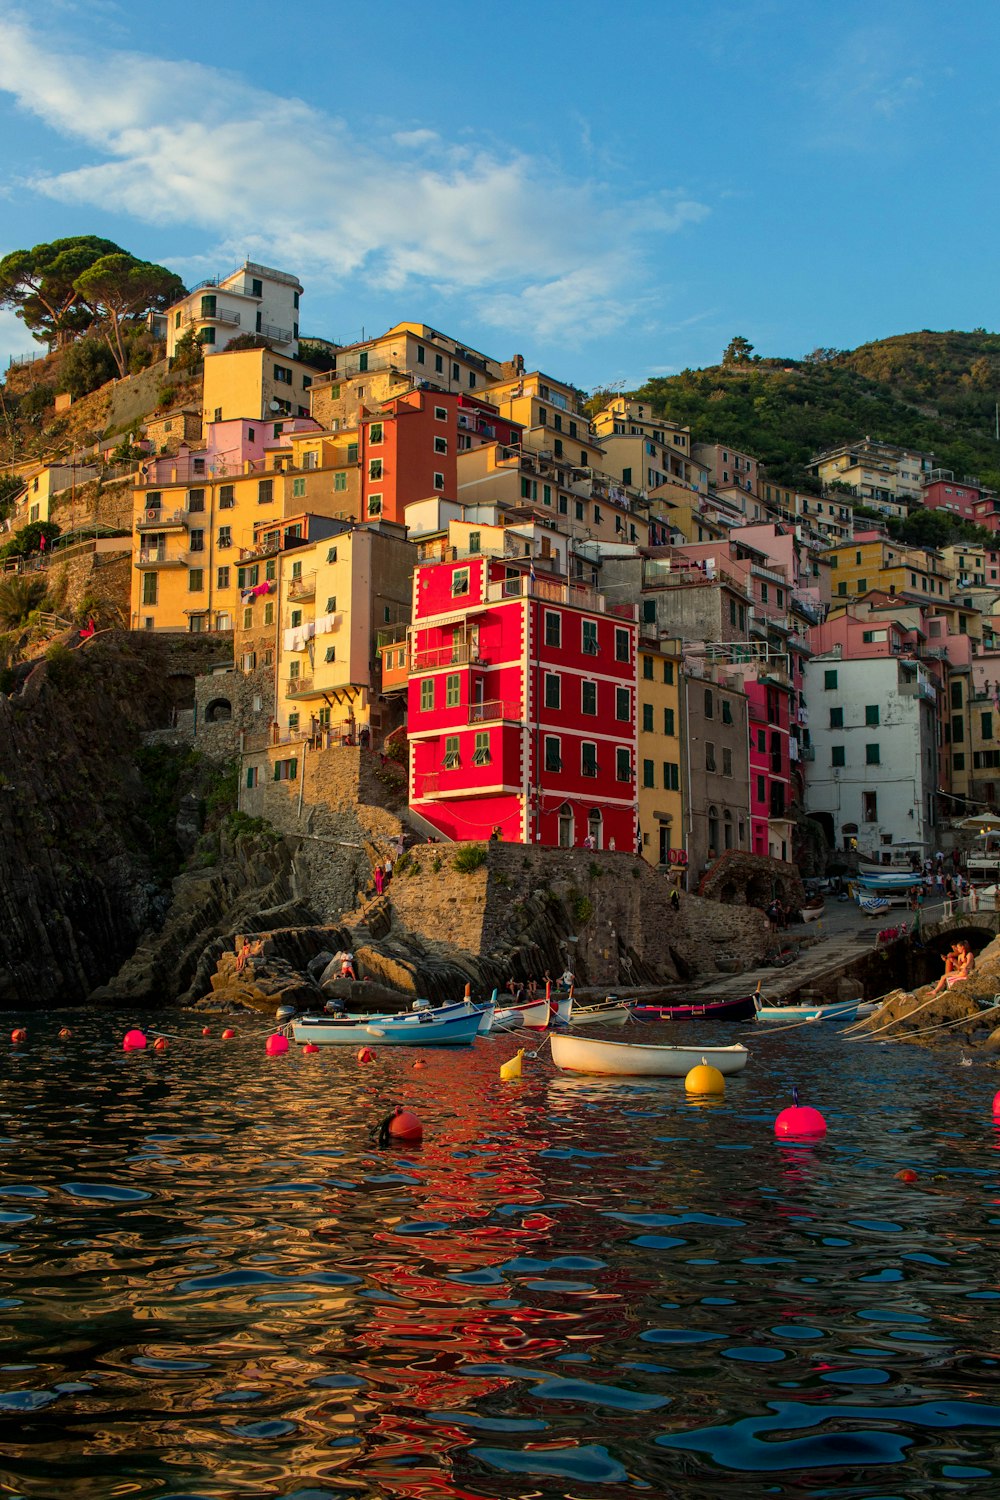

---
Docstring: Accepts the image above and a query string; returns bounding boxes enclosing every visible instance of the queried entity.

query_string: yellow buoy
[500,1048,524,1081]
[685,1061,725,1095]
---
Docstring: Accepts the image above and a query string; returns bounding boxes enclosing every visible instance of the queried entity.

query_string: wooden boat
[799,898,825,924]
[568,998,633,1027]
[494,994,571,1030]
[403,997,496,1034]
[753,998,859,1024]
[633,993,757,1023]
[550,1031,749,1077]
[291,1009,482,1047]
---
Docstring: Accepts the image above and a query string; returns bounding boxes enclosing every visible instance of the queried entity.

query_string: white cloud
[0,13,708,342]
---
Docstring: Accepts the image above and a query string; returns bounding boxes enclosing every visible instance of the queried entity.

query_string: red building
[407,554,638,848]
[921,473,982,523]
[358,388,461,525]
[745,674,793,860]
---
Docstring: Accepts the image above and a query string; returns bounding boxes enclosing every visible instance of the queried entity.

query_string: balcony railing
[284,676,314,697]
[136,548,187,567]
[137,508,187,531]
[411,644,485,671]
[182,307,241,329]
[468,700,518,724]
[288,572,316,600]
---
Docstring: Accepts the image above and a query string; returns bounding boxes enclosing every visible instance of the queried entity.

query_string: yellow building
[485,370,606,470]
[808,440,934,505]
[825,536,951,604]
[591,398,706,492]
[455,443,648,549]
[274,522,415,738]
[202,346,319,425]
[637,636,684,873]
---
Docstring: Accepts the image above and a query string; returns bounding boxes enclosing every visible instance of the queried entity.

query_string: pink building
[921,473,981,522]
[407,554,638,848]
[139,415,320,486]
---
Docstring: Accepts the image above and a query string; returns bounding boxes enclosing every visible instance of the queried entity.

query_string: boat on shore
[291,1010,482,1047]
[799,897,825,924]
[550,1032,749,1077]
[633,993,756,1023]
[754,998,860,1024]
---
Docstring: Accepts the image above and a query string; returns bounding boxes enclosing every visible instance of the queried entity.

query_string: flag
[529,560,536,585]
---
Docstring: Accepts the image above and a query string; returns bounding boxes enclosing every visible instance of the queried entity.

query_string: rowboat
[799,898,825,924]
[404,996,496,1035]
[754,999,860,1024]
[291,1009,482,1046]
[633,993,756,1023]
[494,994,571,1030]
[550,1031,749,1077]
[568,998,633,1027]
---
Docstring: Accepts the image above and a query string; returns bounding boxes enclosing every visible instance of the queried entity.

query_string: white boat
[402,996,496,1034]
[799,900,825,924]
[291,1009,481,1047]
[494,994,570,1030]
[754,999,859,1024]
[568,999,633,1027]
[550,1032,749,1077]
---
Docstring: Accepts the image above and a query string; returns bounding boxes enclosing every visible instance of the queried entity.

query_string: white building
[162,261,303,359]
[803,651,938,857]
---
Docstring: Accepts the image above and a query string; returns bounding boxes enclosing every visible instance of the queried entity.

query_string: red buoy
[388,1107,423,1144]
[265,1034,289,1056]
[10,1028,27,1045]
[58,1027,72,1041]
[993,1089,1000,1118]
[153,1037,168,1052]
[222,1028,236,1040]
[201,1027,211,1037]
[303,1042,320,1054]
[357,1047,375,1064]
[895,1168,918,1183]
[774,1087,826,1139]
[412,1058,428,1070]
[123,1029,147,1052]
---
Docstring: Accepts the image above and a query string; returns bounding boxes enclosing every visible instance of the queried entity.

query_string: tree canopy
[73,254,185,377]
[0,237,124,346]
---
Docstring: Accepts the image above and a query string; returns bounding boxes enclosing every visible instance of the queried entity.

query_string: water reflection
[0,1015,997,1496]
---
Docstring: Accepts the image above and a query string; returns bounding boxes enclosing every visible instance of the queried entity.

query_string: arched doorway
[708,805,719,857]
[558,803,574,848]
[204,697,232,723]
[723,809,734,850]
[588,808,603,849]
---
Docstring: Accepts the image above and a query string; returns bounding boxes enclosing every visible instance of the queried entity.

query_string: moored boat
[753,998,860,1024]
[494,994,569,1030]
[633,993,757,1023]
[550,1032,749,1077]
[568,998,633,1027]
[291,1009,482,1047]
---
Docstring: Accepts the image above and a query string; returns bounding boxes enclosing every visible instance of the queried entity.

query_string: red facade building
[407,555,638,848]
[359,389,461,525]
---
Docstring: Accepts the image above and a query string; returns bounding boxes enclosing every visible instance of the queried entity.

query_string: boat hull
[634,994,756,1023]
[569,1003,632,1027]
[754,1001,859,1024]
[494,996,564,1029]
[550,1032,749,1077]
[799,902,825,923]
[291,1011,481,1046]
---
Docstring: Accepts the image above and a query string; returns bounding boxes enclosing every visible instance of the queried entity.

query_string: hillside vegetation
[626,330,1000,494]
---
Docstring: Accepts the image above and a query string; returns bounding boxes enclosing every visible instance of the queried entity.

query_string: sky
[0,0,997,390]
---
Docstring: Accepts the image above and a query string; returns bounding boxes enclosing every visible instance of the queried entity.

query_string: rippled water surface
[1,1013,999,1498]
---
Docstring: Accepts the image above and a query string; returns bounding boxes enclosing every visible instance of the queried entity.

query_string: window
[582,742,599,777]
[218,526,232,549]
[642,703,654,732]
[467,531,481,555]
[622,466,632,486]
[663,661,674,685]
[544,735,562,772]
[446,673,461,708]
[274,365,292,384]
[443,736,460,768]
[721,700,733,726]
[705,742,716,772]
[219,484,235,508]
[722,747,733,777]
[334,472,347,491]
[615,627,630,662]
[290,610,302,629]
[664,761,679,790]
[544,673,561,710]
[243,605,253,627]
[189,528,205,553]
[187,488,205,513]
[865,705,880,726]
[953,752,966,770]
[824,669,838,690]
[830,707,843,728]
[292,477,306,498]
[369,422,383,444]
[582,620,598,655]
[434,436,448,454]
[273,758,298,782]
[575,501,584,520]
[951,681,963,709]
[952,715,965,743]
[434,405,447,420]
[416,344,425,365]
[643,758,655,787]
[866,743,881,765]
[582,681,597,715]
[704,688,714,719]
[258,479,273,504]
[863,790,878,822]
[473,732,491,766]
[452,568,470,597]
[142,572,158,606]
[325,596,337,614]
[983,712,994,740]
[420,679,434,712]
[663,707,675,736]
[643,655,654,680]
[756,776,766,801]
[368,458,383,481]
[264,603,274,625]
[367,494,382,517]
[545,611,561,648]
[831,745,845,767]
[433,471,445,491]
[246,766,259,790]
[435,356,444,374]
[217,566,230,589]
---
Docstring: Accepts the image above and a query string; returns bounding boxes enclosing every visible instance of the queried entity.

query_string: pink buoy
[388,1107,423,1144]
[357,1047,375,1064]
[265,1033,289,1056]
[222,1028,236,1040]
[303,1042,320,1054]
[153,1037,168,1052]
[993,1090,1000,1118]
[775,1087,826,1139]
[123,1029,147,1052]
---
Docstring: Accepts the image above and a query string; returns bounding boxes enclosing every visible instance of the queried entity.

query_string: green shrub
[588,860,603,879]
[431,854,443,873]
[452,844,487,873]
[572,893,594,926]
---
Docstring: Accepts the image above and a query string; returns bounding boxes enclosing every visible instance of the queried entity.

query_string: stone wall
[47,547,132,623]
[698,848,805,911]
[50,475,134,533]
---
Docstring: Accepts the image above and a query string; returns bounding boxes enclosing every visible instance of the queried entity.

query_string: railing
[137,548,186,566]
[137,508,187,530]
[261,322,294,344]
[411,644,483,671]
[288,572,316,600]
[468,700,518,724]
[284,676,314,696]
[801,745,816,760]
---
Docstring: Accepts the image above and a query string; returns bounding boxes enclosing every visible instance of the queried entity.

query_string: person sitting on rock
[948,941,975,988]
[340,954,357,981]
[931,945,960,996]
[235,939,251,973]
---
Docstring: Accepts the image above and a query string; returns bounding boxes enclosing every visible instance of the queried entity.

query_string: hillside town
[4,255,1000,886]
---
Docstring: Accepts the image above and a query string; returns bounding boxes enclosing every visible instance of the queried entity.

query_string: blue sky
[0,1,997,389]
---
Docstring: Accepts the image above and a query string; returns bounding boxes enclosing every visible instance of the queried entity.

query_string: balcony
[288,572,316,601]
[411,643,486,671]
[137,508,187,532]
[136,548,188,568]
[801,745,816,761]
[468,700,519,724]
[181,307,241,329]
[284,676,315,698]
